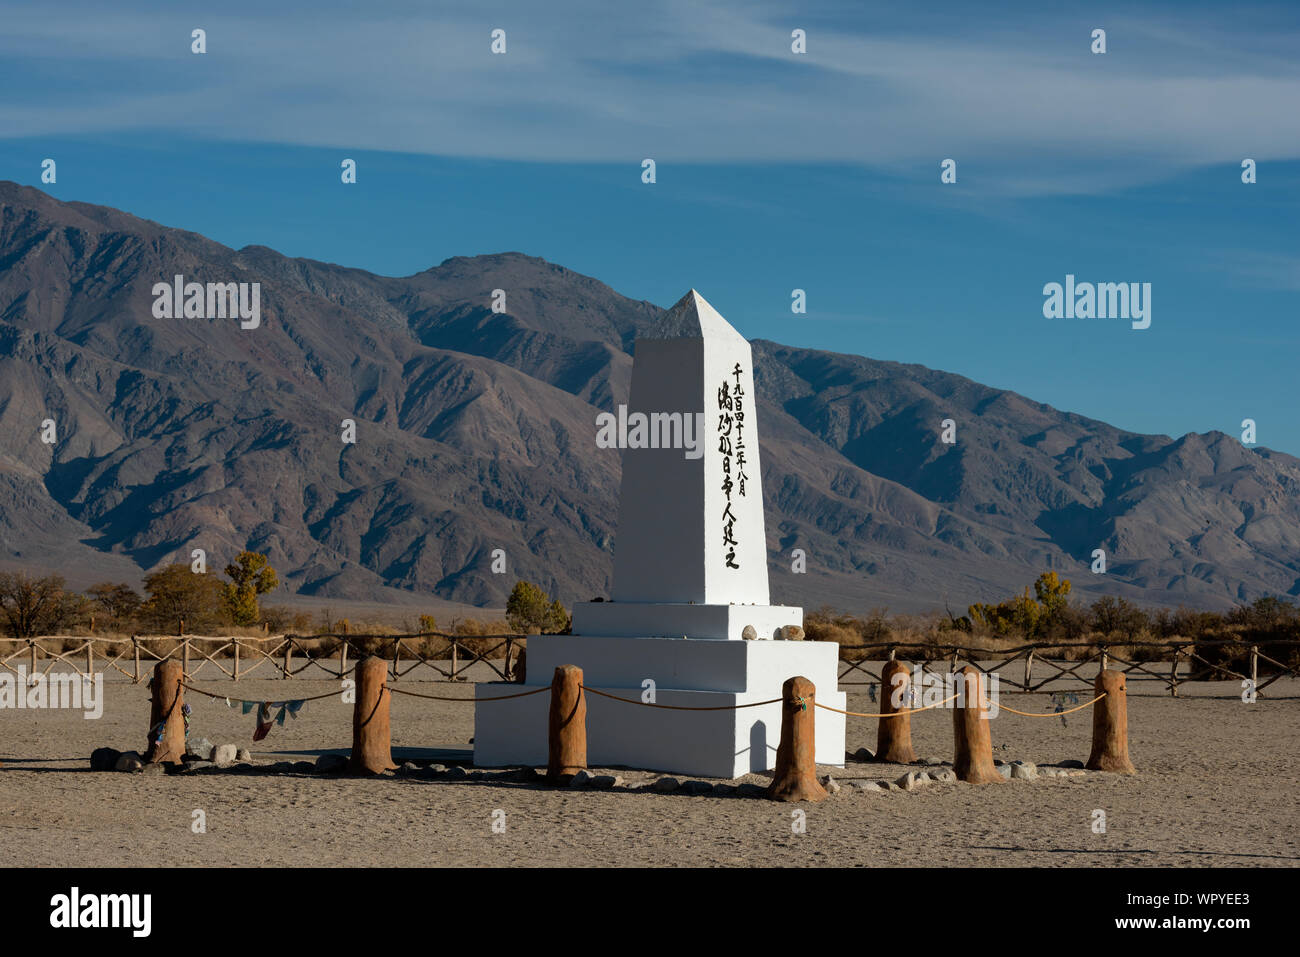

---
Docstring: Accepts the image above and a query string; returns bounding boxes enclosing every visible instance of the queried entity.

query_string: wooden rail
[2,633,1296,697]
[833,639,1300,697]
[0,632,524,684]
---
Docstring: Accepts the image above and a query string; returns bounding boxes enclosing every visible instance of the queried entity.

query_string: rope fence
[814,691,960,718]
[388,685,549,703]
[994,693,1107,718]
[107,635,1244,799]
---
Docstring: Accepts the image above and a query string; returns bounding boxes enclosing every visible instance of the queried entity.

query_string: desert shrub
[260,606,314,634]
[296,634,342,657]
[1088,596,1149,642]
[1192,597,1300,677]
[400,632,520,660]
[349,635,395,658]
[135,636,184,661]
[803,607,861,647]
[412,634,452,659]
[505,581,569,634]
[450,635,518,660]
[452,617,514,637]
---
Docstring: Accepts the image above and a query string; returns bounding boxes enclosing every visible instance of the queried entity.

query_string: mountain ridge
[2,181,1297,613]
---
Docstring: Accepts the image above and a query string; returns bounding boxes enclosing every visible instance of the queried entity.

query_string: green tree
[222,551,280,626]
[545,598,571,635]
[971,572,1075,639]
[1033,571,1071,616]
[141,564,228,632]
[968,601,1010,635]
[1032,571,1072,637]
[1008,587,1042,636]
[506,580,569,634]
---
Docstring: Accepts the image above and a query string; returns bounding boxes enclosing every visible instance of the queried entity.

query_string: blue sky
[2,0,1298,453]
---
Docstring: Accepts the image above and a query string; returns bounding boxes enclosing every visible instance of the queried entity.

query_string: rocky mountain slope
[2,181,1297,613]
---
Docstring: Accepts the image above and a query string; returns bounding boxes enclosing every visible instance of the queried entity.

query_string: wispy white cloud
[1213,250,1300,291]
[1,0,1297,195]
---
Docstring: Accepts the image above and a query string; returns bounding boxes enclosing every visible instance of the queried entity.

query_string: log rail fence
[0,632,525,685]
[3,634,1297,699]
[835,638,1300,697]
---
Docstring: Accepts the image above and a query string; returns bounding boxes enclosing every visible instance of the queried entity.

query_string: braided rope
[388,685,549,703]
[179,681,340,705]
[816,692,959,718]
[994,693,1106,717]
[580,686,783,711]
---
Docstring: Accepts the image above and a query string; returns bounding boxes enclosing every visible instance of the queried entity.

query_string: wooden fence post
[392,638,402,681]
[451,640,459,681]
[28,639,36,683]
[182,636,190,678]
[144,659,186,765]
[1086,669,1136,774]
[233,639,240,680]
[338,638,348,678]
[1250,645,1259,699]
[86,640,93,678]
[876,659,918,763]
[768,675,828,802]
[283,638,293,678]
[1023,648,1034,691]
[952,665,1002,784]
[132,636,140,684]
[1170,646,1180,698]
[546,665,586,783]
[347,656,397,775]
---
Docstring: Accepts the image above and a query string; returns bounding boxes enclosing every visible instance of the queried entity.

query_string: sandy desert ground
[2,660,1297,868]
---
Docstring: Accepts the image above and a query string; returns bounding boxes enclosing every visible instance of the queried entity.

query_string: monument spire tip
[651,288,743,341]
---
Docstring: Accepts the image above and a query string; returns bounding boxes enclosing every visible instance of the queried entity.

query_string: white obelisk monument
[474,290,846,778]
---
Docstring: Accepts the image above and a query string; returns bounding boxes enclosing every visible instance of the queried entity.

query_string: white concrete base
[473,635,846,779]
[571,601,802,641]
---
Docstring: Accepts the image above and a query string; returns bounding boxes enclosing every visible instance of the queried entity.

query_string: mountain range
[2,180,1298,614]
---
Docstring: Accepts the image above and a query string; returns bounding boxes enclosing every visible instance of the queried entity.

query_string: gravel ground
[2,661,1297,867]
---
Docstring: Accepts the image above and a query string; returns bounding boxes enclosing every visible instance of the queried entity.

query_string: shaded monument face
[612,289,770,606]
